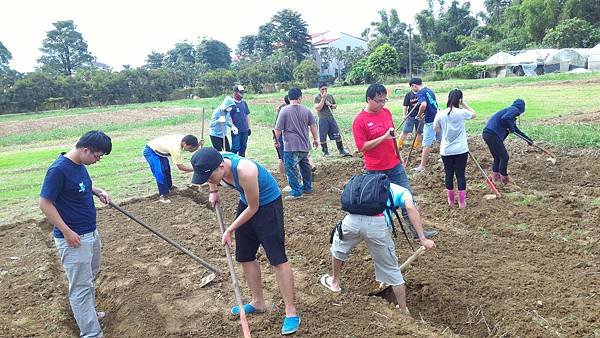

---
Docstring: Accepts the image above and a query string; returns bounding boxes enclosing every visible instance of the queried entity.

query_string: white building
[311,31,367,80]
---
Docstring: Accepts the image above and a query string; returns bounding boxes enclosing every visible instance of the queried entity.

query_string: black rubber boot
[336,141,352,157]
[321,143,330,156]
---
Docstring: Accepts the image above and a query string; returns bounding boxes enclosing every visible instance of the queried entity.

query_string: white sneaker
[411,166,424,173]
[97,311,106,322]
[159,195,171,203]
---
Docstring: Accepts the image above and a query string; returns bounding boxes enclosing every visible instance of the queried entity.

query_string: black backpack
[341,174,390,215]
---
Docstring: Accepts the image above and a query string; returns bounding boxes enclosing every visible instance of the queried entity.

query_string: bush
[346,58,373,85]
[293,59,319,89]
[431,64,489,81]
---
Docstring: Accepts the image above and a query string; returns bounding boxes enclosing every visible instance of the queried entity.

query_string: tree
[0,41,12,72]
[293,59,319,88]
[562,0,600,26]
[38,20,94,75]
[164,42,196,67]
[236,35,257,58]
[520,0,561,43]
[270,9,311,62]
[265,49,298,83]
[196,39,231,70]
[542,18,600,48]
[367,44,400,81]
[254,23,277,57]
[145,51,165,69]
[197,68,236,96]
[346,58,373,85]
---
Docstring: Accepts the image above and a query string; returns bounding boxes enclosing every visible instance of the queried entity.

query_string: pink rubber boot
[492,172,501,183]
[458,190,467,209]
[500,175,510,186]
[446,189,455,207]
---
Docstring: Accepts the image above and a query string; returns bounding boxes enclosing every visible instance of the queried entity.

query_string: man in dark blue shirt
[39,130,112,338]
[411,78,441,172]
[231,85,251,157]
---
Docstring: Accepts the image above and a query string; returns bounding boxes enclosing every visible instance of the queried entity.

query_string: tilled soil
[1,139,598,337]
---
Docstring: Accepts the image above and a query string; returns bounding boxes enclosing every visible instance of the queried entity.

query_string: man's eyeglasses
[373,97,388,104]
[88,149,103,160]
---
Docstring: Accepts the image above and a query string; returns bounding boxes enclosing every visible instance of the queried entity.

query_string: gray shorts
[318,117,341,143]
[330,214,404,286]
[403,116,424,134]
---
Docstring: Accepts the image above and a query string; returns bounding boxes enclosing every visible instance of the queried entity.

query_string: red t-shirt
[352,107,400,171]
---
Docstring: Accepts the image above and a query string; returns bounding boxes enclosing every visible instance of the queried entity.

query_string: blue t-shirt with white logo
[417,87,439,123]
[40,154,96,238]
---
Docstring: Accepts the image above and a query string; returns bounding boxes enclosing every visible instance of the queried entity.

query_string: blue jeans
[143,145,172,196]
[54,230,102,338]
[367,163,412,193]
[283,151,312,196]
[231,131,249,157]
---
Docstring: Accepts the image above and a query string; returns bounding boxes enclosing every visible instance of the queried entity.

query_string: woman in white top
[434,89,476,208]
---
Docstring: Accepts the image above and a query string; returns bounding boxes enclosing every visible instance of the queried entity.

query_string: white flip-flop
[320,274,341,292]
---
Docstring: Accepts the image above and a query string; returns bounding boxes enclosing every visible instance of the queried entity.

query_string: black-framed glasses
[373,97,388,104]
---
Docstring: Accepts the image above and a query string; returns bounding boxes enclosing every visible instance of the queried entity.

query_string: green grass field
[1,73,599,225]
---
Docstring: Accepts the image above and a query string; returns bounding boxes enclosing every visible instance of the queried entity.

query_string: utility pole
[408,24,413,78]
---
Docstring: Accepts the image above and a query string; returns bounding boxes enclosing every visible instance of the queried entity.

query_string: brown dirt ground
[0,108,201,137]
[536,111,600,125]
[1,139,598,337]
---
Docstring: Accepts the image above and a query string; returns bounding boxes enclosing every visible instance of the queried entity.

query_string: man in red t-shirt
[352,83,437,239]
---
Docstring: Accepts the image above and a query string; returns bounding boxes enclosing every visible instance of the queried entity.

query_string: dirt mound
[1,139,598,337]
[536,111,600,125]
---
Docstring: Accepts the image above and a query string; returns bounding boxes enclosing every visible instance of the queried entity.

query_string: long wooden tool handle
[214,203,251,338]
[395,104,419,131]
[93,191,220,275]
[390,130,403,163]
[400,246,426,271]
[405,118,424,167]
[272,129,282,159]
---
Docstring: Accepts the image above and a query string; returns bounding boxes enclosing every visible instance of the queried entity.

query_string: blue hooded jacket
[483,99,532,143]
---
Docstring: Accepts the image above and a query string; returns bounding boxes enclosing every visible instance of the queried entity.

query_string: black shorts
[235,196,287,265]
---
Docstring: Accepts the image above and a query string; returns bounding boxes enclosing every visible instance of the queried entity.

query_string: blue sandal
[281,316,301,335]
[230,303,265,316]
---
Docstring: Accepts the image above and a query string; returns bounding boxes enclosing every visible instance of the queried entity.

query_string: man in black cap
[190,148,301,335]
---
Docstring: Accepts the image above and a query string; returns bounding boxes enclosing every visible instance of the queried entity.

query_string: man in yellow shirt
[143,134,199,203]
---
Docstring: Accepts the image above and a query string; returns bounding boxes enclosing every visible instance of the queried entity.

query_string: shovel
[468,151,501,198]
[369,246,427,296]
[395,104,420,132]
[214,202,252,338]
[93,191,220,287]
[405,118,424,168]
[514,133,557,164]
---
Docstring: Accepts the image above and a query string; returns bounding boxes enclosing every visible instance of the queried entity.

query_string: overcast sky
[1,0,485,72]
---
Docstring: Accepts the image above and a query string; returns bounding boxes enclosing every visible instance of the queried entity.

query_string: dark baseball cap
[191,148,223,185]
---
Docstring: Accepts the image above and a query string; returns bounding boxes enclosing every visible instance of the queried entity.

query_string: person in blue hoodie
[482,99,533,185]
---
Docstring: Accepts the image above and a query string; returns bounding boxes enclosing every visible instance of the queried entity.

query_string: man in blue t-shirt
[230,85,251,157]
[190,147,301,335]
[321,183,436,315]
[39,130,112,338]
[410,78,441,172]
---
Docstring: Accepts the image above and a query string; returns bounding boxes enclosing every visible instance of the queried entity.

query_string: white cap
[233,84,245,92]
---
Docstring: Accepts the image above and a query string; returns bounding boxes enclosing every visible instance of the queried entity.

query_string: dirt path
[1,139,598,337]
